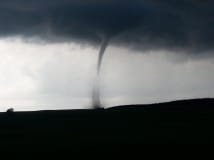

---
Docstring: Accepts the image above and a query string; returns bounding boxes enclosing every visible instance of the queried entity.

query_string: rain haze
[0,0,214,111]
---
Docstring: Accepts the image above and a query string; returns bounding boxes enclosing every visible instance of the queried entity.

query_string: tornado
[92,37,110,109]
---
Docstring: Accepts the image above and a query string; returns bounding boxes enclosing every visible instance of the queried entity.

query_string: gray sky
[0,37,214,111]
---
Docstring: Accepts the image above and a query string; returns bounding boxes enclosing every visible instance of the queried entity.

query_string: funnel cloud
[92,37,110,108]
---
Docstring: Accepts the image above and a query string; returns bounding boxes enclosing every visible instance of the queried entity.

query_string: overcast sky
[0,0,214,111]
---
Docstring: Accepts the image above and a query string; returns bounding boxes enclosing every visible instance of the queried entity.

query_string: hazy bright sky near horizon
[0,37,214,111]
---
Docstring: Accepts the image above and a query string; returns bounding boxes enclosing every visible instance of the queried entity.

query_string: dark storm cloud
[0,0,214,52]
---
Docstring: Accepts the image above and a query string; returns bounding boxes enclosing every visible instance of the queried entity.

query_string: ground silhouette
[0,98,214,152]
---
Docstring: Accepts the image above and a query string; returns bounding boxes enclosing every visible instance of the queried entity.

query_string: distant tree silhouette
[6,108,14,115]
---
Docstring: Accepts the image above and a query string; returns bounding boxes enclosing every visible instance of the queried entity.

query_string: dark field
[1,98,214,151]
